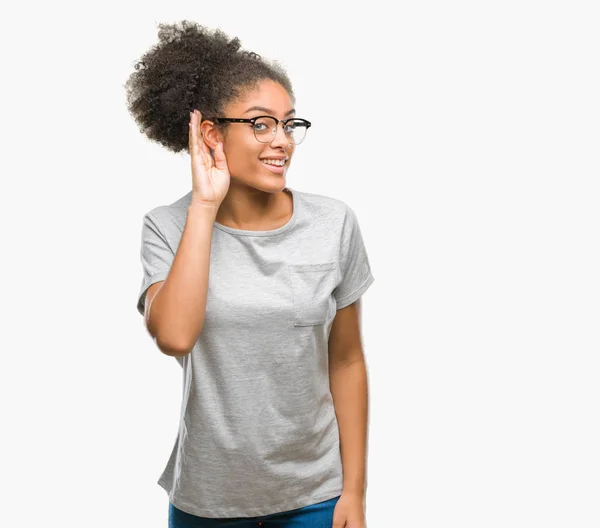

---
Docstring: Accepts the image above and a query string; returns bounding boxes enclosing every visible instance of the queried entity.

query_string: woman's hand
[332,491,366,527]
[189,109,230,207]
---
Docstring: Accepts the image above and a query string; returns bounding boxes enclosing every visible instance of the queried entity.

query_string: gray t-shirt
[136,186,374,518]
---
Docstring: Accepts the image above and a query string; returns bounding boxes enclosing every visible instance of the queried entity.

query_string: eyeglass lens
[252,117,308,144]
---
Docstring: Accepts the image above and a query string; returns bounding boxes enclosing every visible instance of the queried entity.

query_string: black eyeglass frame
[204,115,312,144]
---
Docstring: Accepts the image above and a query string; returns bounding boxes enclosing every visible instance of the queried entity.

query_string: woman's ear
[200,121,222,151]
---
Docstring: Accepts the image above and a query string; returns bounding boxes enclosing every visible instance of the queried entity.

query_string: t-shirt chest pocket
[287,261,339,326]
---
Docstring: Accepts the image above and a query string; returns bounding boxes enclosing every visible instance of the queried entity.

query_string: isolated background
[1,1,598,526]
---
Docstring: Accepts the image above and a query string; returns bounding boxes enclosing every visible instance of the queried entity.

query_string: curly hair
[124,21,295,154]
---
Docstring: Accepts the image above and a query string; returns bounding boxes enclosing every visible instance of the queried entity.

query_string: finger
[195,110,214,161]
[190,110,202,158]
[212,141,229,172]
[190,120,209,175]
[188,112,195,153]
[331,512,345,528]
[195,110,203,149]
[190,111,213,171]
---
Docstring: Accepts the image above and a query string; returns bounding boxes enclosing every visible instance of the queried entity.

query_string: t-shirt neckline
[213,187,298,237]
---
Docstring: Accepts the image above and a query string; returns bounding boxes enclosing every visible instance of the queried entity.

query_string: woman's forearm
[329,356,369,496]
[148,203,218,356]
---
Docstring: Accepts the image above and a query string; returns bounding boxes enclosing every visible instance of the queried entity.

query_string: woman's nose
[270,122,290,147]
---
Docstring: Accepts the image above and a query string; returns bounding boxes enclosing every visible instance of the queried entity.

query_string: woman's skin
[200,81,369,527]
[199,78,296,231]
[146,78,369,527]
[144,79,298,353]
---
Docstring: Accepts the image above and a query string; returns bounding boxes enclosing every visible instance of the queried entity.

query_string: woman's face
[204,79,297,191]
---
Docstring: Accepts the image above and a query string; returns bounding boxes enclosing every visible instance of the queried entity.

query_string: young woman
[126,21,375,528]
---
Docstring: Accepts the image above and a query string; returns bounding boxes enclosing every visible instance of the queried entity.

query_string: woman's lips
[260,160,286,174]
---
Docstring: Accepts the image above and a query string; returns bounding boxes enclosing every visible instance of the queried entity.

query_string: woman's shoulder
[143,190,192,226]
[292,187,349,219]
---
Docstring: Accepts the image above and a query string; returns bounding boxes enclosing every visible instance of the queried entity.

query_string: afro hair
[124,21,295,154]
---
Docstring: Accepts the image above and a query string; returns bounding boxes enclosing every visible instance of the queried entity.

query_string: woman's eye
[253,123,267,130]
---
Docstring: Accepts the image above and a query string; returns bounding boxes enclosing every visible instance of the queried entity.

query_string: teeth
[261,159,286,166]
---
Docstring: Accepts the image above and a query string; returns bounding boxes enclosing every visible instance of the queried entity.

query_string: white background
[1,1,598,526]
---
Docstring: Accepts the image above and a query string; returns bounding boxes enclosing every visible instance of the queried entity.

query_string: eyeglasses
[205,115,312,145]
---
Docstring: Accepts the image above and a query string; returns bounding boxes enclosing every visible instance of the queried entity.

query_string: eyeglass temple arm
[205,117,311,127]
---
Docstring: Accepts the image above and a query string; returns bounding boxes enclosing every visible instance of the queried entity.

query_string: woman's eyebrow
[242,106,296,116]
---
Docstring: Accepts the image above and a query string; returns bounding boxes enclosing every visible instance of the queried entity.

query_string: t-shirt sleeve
[333,205,375,310]
[136,211,175,316]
